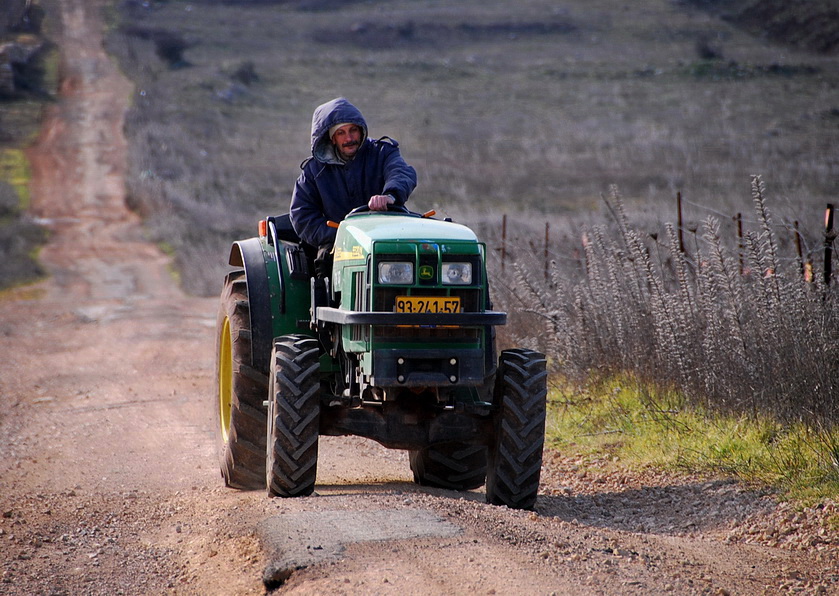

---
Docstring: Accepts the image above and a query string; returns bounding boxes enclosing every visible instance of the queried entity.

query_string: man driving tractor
[217,97,546,509]
[289,97,418,276]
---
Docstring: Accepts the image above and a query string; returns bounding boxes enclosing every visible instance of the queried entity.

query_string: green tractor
[214,206,547,509]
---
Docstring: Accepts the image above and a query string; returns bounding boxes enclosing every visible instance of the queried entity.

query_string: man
[289,97,418,274]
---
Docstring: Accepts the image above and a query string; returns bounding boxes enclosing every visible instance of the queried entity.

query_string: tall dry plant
[493,178,839,429]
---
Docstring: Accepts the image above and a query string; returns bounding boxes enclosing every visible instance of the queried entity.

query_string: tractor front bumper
[371,348,486,387]
[315,307,506,327]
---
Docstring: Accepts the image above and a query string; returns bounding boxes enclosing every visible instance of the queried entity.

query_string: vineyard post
[501,213,507,272]
[824,203,835,289]
[677,191,685,254]
[793,220,805,279]
[735,213,744,275]
[544,221,550,282]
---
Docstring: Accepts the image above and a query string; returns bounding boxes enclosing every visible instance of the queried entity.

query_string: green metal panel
[262,237,314,341]
[338,213,478,249]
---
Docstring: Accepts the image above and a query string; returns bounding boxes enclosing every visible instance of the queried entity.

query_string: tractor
[214,206,547,509]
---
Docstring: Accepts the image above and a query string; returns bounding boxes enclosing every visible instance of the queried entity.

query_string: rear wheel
[486,349,547,510]
[266,335,321,498]
[215,270,268,489]
[410,443,487,490]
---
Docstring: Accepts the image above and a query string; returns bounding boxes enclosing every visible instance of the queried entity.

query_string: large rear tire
[486,349,547,510]
[214,270,269,489]
[266,335,321,498]
[409,443,487,491]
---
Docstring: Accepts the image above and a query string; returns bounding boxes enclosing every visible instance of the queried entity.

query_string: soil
[1,1,837,594]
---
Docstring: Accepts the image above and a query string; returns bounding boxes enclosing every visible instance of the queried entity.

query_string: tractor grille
[352,271,368,342]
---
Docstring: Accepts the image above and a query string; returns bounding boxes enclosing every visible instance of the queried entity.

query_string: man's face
[332,124,362,160]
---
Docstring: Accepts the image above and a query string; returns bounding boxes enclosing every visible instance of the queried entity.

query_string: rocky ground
[0,0,837,594]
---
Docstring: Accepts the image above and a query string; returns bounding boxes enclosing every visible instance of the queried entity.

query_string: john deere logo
[419,265,434,280]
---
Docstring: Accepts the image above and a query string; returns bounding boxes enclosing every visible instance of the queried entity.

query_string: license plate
[395,296,461,314]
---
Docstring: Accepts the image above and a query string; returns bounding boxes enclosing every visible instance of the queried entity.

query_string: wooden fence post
[824,203,835,289]
[793,220,805,279]
[544,221,550,282]
[501,213,507,273]
[677,191,685,254]
[735,213,744,275]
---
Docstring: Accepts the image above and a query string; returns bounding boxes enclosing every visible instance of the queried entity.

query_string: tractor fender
[228,238,275,374]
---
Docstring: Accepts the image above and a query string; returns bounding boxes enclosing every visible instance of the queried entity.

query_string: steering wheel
[347,203,411,216]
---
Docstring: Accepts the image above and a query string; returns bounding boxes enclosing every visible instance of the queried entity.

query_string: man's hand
[368,194,395,211]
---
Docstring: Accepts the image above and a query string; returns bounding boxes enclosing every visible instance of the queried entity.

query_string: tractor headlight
[378,261,414,284]
[441,262,472,285]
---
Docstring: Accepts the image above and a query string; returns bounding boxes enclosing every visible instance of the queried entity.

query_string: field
[101,0,839,456]
[103,0,839,294]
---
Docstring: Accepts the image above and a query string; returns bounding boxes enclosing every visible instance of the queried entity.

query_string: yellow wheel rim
[218,316,233,442]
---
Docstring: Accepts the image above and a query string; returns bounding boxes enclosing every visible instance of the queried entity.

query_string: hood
[340,214,478,253]
[310,97,368,164]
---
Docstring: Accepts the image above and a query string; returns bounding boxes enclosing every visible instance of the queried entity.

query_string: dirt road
[0,1,836,594]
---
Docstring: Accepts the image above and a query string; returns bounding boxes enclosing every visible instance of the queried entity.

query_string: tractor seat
[267,213,316,279]
[267,214,301,244]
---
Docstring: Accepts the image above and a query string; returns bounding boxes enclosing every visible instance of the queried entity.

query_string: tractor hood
[337,213,478,255]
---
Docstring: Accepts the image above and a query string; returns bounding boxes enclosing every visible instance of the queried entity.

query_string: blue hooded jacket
[289,98,418,247]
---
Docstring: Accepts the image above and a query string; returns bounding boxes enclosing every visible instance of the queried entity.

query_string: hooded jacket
[290,98,418,247]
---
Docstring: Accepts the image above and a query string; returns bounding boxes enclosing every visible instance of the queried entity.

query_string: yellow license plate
[395,296,461,314]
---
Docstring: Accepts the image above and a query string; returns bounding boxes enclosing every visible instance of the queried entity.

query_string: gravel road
[0,1,836,594]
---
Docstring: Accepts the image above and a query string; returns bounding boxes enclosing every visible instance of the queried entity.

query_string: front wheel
[266,335,321,498]
[486,349,547,510]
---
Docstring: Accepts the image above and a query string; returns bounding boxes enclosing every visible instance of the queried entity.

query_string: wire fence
[492,195,837,288]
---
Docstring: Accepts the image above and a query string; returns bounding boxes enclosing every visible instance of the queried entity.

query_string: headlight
[441,262,472,285]
[378,262,414,284]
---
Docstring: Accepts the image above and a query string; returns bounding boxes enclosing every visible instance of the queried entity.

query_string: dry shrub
[492,177,838,427]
